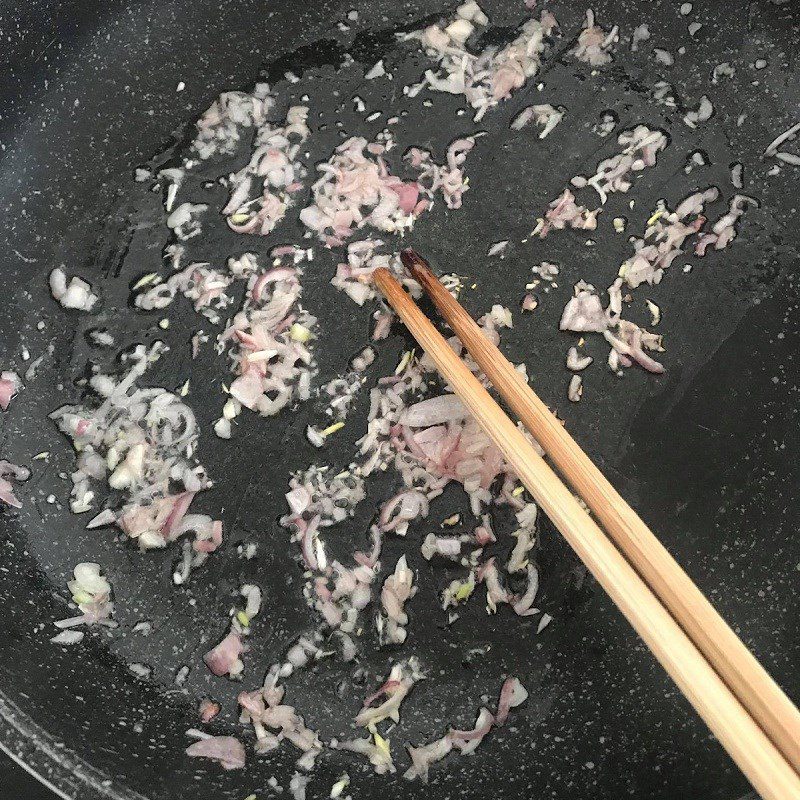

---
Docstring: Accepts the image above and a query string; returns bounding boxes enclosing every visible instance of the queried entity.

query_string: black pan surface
[1,0,798,798]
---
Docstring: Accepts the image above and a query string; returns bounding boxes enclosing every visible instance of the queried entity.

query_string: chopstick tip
[399,248,431,279]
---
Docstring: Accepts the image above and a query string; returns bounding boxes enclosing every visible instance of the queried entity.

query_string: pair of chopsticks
[374,250,800,800]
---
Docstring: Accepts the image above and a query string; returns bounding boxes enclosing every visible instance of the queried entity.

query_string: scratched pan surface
[0,0,798,798]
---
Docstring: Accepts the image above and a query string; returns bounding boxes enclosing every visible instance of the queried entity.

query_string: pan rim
[0,690,146,800]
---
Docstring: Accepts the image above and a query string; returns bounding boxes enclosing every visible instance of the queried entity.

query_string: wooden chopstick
[399,248,800,775]
[373,266,800,800]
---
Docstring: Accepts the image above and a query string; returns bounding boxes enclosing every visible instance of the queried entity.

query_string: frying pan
[1,0,798,798]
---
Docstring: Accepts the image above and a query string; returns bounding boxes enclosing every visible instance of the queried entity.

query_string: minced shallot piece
[566,347,593,371]
[186,735,246,770]
[494,676,528,726]
[402,394,468,427]
[53,562,115,631]
[49,268,98,312]
[653,48,674,66]
[238,672,322,767]
[683,95,714,128]
[512,564,540,616]
[775,152,800,166]
[166,202,208,240]
[477,557,510,613]
[630,23,650,51]
[404,736,453,783]
[199,698,221,723]
[448,707,495,755]
[290,772,311,800]
[221,258,317,420]
[573,10,618,66]
[355,660,419,727]
[334,737,396,775]
[572,125,668,203]
[560,286,608,333]
[365,60,387,80]
[534,188,599,237]
[731,162,743,189]
[421,533,462,561]
[50,630,85,645]
[487,240,509,257]
[506,504,537,573]
[0,371,20,411]
[404,677,527,782]
[0,461,29,509]
[511,104,564,138]
[204,631,245,678]
[380,555,417,644]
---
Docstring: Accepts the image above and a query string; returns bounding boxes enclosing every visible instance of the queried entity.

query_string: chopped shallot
[237,674,322,766]
[186,735,246,770]
[0,371,20,411]
[0,460,29,508]
[204,631,245,678]
[683,95,714,128]
[51,344,220,556]
[408,3,558,121]
[630,24,650,51]
[763,121,800,158]
[404,677,527,782]
[511,104,564,138]
[380,555,417,644]
[355,660,419,727]
[566,347,593,371]
[334,737,396,774]
[54,562,114,631]
[573,10,618,66]
[49,268,98,311]
[224,104,309,236]
[477,557,510,613]
[535,189,599,237]
[494,676,528,726]
[572,125,668,204]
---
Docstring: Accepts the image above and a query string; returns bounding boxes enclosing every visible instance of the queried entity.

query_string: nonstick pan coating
[1,0,798,798]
